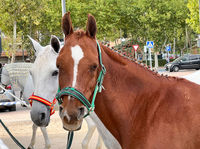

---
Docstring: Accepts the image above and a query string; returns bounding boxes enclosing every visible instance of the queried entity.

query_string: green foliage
[144,59,171,67]
[187,0,200,33]
[0,0,198,58]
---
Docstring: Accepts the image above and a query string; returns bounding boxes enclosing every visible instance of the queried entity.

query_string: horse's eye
[52,70,58,76]
[90,64,97,71]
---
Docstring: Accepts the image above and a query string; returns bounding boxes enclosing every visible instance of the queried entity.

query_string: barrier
[0,85,29,107]
[0,101,26,106]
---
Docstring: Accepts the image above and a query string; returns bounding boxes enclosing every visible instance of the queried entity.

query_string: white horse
[1,62,33,102]
[0,139,9,149]
[28,36,103,149]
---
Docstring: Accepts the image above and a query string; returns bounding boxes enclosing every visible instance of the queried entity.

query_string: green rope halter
[56,40,106,117]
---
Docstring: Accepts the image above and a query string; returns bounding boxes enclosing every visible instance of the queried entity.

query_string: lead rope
[66,131,74,149]
[0,119,26,149]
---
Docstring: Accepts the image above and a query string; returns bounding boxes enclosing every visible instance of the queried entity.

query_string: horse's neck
[23,74,34,100]
[102,46,160,95]
[94,47,164,145]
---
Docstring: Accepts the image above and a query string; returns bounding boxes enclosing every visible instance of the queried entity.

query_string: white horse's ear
[50,35,61,53]
[28,35,43,56]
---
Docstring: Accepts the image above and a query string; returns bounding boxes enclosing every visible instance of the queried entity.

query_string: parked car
[0,85,16,111]
[165,54,200,72]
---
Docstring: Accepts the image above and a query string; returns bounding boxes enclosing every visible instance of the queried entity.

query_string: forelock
[73,30,86,39]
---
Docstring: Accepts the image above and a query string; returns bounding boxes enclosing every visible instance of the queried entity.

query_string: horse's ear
[62,12,73,37]
[50,35,60,53]
[28,35,43,56]
[86,14,97,39]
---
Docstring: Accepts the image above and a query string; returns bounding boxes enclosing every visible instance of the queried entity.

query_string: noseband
[56,40,106,117]
[29,94,57,116]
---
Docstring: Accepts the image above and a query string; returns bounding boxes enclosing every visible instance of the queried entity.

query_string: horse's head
[56,12,102,131]
[28,35,61,127]
[1,65,11,86]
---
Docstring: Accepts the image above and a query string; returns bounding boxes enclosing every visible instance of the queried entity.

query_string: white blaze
[71,45,84,88]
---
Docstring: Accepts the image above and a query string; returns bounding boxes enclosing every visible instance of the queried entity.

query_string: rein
[29,94,57,116]
[56,40,106,117]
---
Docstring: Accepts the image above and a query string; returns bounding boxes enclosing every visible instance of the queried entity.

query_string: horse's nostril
[40,112,46,121]
[59,106,63,112]
[78,107,85,118]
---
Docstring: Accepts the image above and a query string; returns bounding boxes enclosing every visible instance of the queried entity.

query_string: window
[180,56,188,61]
[189,55,199,61]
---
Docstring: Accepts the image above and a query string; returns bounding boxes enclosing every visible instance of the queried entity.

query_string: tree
[0,0,198,62]
[0,0,45,61]
[187,0,200,33]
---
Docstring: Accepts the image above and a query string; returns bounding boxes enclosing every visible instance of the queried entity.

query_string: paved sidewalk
[158,69,196,77]
[0,110,106,149]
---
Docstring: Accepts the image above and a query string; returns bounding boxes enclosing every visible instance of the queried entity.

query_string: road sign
[166,46,171,51]
[132,45,139,51]
[144,46,147,53]
[146,41,154,49]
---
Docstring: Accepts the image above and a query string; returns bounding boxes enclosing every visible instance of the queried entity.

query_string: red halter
[29,94,57,116]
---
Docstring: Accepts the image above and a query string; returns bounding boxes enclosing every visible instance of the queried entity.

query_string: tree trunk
[185,27,188,54]
[154,52,158,69]
[11,20,16,63]
[173,29,176,58]
[173,37,176,58]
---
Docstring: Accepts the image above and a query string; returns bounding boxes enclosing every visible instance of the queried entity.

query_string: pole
[145,52,147,65]
[149,48,152,69]
[135,50,137,59]
[167,50,169,63]
[144,46,147,65]
[11,21,16,63]
[61,0,66,17]
[61,0,66,39]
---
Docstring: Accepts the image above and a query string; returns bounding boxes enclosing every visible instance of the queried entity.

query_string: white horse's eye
[52,70,58,76]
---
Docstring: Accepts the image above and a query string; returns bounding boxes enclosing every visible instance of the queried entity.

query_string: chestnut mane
[101,43,188,83]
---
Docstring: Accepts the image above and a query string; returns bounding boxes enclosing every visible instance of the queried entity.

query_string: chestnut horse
[56,12,200,149]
